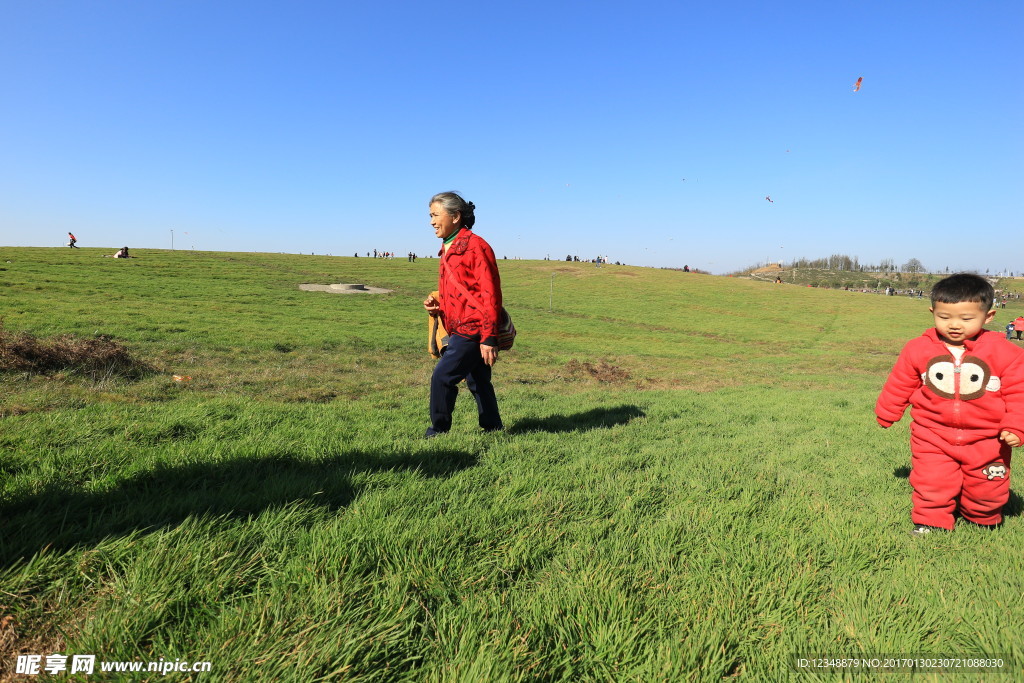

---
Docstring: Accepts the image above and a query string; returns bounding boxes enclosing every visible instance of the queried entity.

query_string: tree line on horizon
[740,254,1017,278]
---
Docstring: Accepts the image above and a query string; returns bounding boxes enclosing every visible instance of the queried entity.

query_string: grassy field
[2,247,1024,681]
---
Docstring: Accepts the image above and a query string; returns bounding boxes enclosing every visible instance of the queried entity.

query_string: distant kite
[853,76,863,92]
[765,196,774,203]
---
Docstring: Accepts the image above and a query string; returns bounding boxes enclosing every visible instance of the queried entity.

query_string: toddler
[876,274,1024,534]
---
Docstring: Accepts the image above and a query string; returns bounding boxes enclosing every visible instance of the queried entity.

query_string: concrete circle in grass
[298,283,393,294]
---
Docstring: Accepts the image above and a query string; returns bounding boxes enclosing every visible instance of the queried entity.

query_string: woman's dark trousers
[429,333,502,434]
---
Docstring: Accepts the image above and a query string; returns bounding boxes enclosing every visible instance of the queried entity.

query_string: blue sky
[1,0,1020,274]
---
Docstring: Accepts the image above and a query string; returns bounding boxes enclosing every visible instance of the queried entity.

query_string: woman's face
[430,202,460,240]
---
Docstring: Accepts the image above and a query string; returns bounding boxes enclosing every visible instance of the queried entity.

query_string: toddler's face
[930,301,995,345]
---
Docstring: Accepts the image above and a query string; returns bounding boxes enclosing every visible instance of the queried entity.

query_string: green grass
[3,246,1024,681]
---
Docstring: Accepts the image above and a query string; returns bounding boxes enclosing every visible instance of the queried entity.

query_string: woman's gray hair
[430,191,476,229]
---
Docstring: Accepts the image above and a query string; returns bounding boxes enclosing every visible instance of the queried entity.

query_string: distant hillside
[736,263,1024,296]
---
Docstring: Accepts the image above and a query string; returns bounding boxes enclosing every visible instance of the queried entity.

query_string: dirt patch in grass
[0,612,66,682]
[0,404,33,418]
[0,615,14,662]
[298,283,393,294]
[0,324,153,381]
[564,359,631,382]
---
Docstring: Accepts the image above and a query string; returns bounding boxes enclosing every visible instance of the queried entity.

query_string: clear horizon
[2,1,1021,275]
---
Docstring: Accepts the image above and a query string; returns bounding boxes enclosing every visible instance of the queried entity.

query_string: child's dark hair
[930,273,994,311]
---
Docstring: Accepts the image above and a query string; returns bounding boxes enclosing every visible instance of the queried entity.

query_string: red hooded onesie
[876,328,1024,528]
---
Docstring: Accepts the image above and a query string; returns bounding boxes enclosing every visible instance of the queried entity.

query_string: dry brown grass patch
[0,324,152,381]
[0,613,66,682]
[564,359,631,382]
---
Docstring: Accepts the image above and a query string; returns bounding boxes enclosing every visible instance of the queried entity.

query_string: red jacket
[437,229,502,347]
[875,328,1024,444]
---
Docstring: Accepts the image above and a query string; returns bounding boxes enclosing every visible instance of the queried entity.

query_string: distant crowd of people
[354,251,428,261]
[546,254,624,265]
[349,251,631,266]
[357,250,431,260]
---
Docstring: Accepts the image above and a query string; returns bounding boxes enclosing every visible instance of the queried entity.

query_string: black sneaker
[424,427,446,439]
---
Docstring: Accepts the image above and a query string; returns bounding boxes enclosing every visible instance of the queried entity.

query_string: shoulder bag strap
[443,263,485,311]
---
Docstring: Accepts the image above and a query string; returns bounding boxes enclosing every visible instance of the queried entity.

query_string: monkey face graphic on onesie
[923,355,996,400]
[984,463,1008,480]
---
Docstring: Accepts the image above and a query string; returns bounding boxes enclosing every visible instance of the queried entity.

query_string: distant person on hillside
[876,273,1024,536]
[67,232,78,248]
[422,192,504,438]
[1015,316,1024,341]
[105,247,132,258]
[1007,321,1016,341]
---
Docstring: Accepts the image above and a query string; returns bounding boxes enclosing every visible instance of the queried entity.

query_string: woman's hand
[480,344,498,367]
[423,294,440,316]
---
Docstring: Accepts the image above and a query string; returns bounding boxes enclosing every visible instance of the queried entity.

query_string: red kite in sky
[853,76,863,92]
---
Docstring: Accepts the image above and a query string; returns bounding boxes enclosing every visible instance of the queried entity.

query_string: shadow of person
[0,448,477,566]
[893,466,911,479]
[1002,489,1023,518]
[508,405,645,434]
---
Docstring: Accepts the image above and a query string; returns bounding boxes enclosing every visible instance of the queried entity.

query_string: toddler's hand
[999,430,1022,447]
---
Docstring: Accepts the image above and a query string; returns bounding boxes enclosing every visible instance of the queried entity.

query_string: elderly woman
[422,192,503,437]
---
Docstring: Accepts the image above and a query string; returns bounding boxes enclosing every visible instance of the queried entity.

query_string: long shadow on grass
[508,404,645,434]
[0,449,476,565]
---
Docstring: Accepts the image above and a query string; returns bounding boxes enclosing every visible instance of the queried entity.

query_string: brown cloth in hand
[427,290,448,359]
